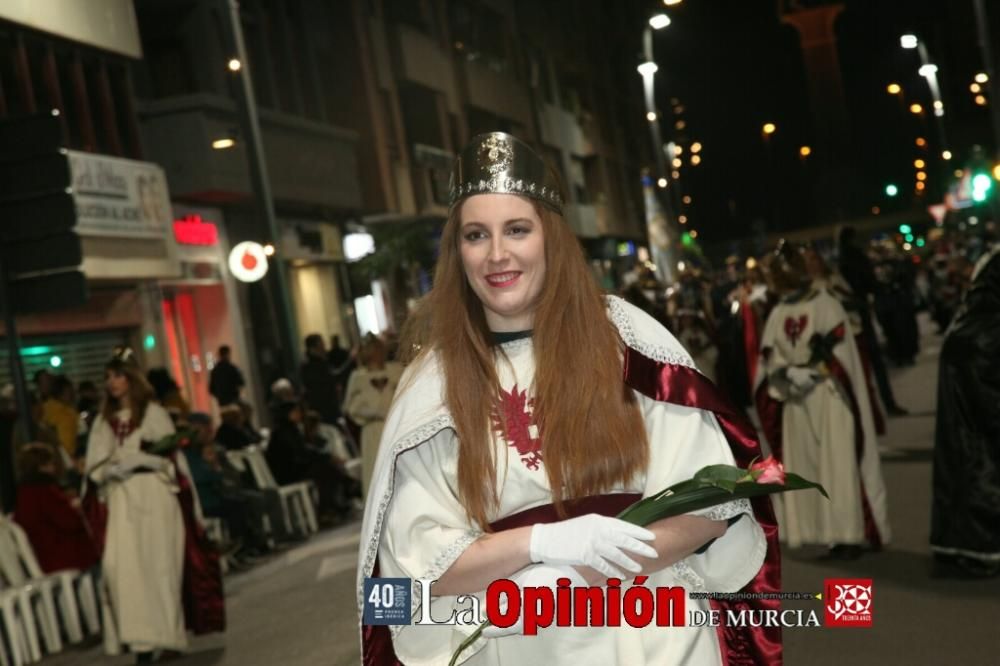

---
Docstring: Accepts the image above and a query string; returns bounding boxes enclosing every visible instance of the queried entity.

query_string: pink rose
[751,456,786,485]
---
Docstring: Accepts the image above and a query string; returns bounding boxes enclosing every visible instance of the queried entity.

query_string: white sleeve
[639,393,767,593]
[379,429,487,665]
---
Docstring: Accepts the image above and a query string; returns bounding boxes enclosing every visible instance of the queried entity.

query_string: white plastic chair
[0,586,35,666]
[231,447,318,537]
[0,535,47,662]
[2,521,98,640]
[320,423,361,480]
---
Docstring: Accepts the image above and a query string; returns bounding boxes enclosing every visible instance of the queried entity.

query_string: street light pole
[221,0,300,383]
[639,17,679,285]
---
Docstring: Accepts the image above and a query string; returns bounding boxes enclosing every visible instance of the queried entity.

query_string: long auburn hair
[401,198,649,530]
[101,359,154,427]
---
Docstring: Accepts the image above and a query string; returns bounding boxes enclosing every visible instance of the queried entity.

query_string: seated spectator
[266,401,353,523]
[13,444,99,573]
[215,403,262,451]
[184,413,270,561]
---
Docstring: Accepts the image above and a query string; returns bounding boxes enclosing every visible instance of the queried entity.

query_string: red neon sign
[173,214,219,246]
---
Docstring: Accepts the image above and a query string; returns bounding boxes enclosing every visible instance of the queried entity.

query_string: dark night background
[638,0,1000,249]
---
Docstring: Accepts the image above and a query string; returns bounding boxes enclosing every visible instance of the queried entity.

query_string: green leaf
[693,464,749,485]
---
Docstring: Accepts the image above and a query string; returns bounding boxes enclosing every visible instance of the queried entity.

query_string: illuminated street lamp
[971,82,982,94]
[976,72,989,84]
[649,13,671,30]
[637,61,659,76]
[900,34,918,49]
[663,0,683,5]
[799,145,812,158]
[228,58,241,71]
[646,111,657,121]
[942,150,953,160]
[886,82,902,94]
[762,122,777,135]
[910,103,923,114]
[690,142,702,153]
[914,159,926,168]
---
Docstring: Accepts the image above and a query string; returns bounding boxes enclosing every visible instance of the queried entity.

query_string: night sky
[641,0,999,248]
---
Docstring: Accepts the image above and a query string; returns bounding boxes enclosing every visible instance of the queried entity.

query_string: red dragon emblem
[784,315,809,346]
[491,384,543,470]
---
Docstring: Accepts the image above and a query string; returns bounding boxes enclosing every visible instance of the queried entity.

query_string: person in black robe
[930,245,1000,578]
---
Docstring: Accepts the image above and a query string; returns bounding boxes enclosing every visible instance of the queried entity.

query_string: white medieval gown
[358,297,767,665]
[85,403,193,654]
[756,289,890,547]
[344,361,404,496]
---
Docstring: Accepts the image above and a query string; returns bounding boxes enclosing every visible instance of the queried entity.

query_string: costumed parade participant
[802,245,886,436]
[83,348,223,663]
[755,243,890,559]
[931,242,1000,578]
[358,132,780,665]
[344,336,404,496]
[667,264,719,384]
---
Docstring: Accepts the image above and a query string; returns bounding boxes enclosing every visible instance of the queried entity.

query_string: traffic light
[885,184,899,197]
[972,172,992,202]
[0,111,86,313]
[899,224,912,234]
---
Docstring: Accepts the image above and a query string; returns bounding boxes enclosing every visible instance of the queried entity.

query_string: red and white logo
[824,578,872,627]
[228,241,269,283]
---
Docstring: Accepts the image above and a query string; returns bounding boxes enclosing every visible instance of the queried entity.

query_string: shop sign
[173,214,219,246]
[68,150,172,239]
[228,241,268,282]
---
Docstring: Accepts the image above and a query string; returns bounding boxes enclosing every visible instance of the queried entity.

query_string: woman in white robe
[84,351,188,662]
[358,132,775,665]
[344,336,403,496]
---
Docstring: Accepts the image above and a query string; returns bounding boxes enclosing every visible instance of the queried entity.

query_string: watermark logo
[824,578,873,627]
[363,578,411,625]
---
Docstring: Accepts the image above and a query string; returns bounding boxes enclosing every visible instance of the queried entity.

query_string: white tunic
[359,297,767,665]
[758,290,890,547]
[344,361,404,496]
[85,403,188,653]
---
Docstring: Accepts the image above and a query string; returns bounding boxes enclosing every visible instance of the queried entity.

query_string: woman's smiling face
[458,194,546,332]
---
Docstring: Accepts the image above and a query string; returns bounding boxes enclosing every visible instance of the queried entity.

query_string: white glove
[481,564,586,639]
[118,451,168,474]
[529,513,657,580]
[786,367,822,390]
[104,463,130,482]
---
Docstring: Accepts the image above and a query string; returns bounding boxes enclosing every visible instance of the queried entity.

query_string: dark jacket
[209,359,245,406]
[301,355,340,423]
[265,422,311,486]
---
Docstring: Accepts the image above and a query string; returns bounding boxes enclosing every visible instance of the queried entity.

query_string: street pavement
[40,315,998,665]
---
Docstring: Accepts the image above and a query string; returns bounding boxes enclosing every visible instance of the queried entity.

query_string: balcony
[139,94,362,210]
[392,25,457,101]
[463,59,532,128]
[538,103,588,156]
